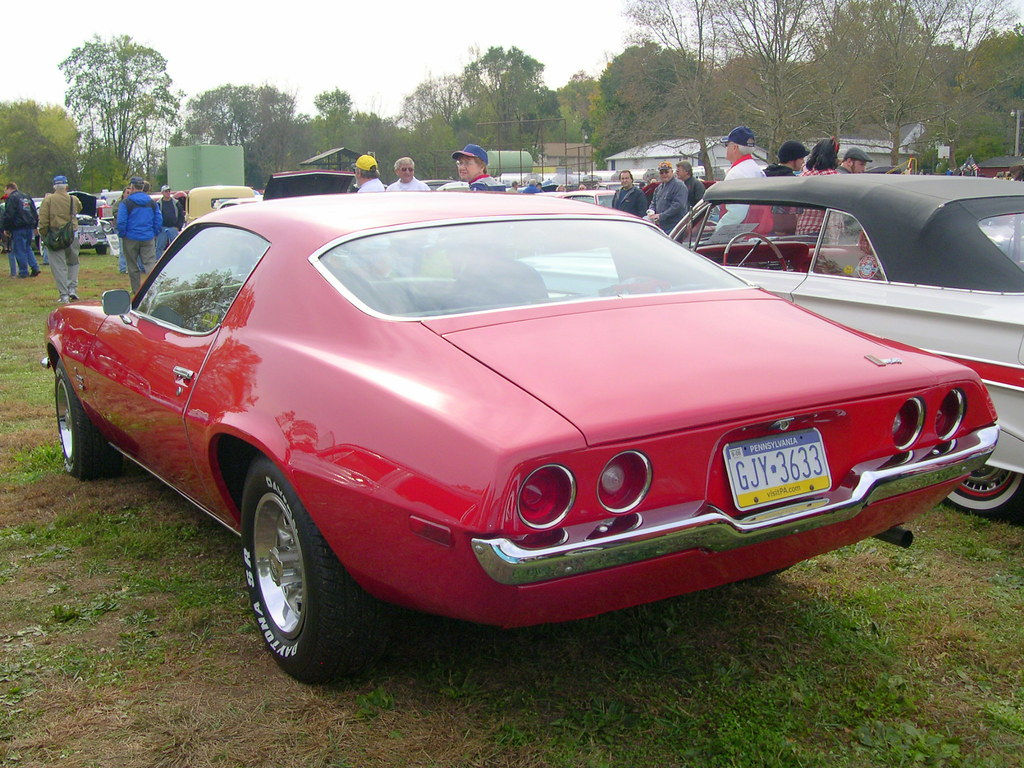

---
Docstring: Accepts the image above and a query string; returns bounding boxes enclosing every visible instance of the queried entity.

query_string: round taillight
[935,389,966,440]
[518,465,575,529]
[892,397,925,450]
[597,451,652,513]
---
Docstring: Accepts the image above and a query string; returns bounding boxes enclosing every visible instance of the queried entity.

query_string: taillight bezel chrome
[893,397,926,450]
[517,464,576,530]
[597,450,653,513]
[935,388,966,440]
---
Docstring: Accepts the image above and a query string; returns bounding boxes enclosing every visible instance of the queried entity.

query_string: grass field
[1,253,1022,767]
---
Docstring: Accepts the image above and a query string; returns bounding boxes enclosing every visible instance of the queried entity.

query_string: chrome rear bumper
[471,425,998,586]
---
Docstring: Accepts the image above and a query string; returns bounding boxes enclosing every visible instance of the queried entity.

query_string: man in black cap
[838,147,870,173]
[764,141,809,177]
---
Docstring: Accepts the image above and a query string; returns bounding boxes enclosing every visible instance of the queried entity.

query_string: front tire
[241,457,391,683]
[95,244,108,255]
[55,360,123,479]
[947,465,1024,523]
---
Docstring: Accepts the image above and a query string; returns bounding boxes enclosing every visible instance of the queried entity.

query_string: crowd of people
[5,131,1022,303]
[608,126,890,233]
[2,173,182,303]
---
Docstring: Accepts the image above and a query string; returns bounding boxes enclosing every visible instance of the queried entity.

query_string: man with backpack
[38,175,83,302]
[117,176,162,294]
[2,182,40,279]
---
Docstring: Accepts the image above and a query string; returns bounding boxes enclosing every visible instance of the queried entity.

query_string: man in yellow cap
[353,155,385,193]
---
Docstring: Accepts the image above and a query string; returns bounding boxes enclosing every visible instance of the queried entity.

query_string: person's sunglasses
[659,169,672,174]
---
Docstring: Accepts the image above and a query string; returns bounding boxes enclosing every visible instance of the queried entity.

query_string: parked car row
[45,188,1001,682]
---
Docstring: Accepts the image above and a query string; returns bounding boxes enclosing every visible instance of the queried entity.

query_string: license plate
[723,428,831,511]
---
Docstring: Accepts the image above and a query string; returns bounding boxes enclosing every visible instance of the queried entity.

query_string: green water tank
[485,150,535,175]
[167,145,245,190]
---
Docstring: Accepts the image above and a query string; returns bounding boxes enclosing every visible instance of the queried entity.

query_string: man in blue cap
[716,126,766,232]
[117,176,162,294]
[452,144,506,191]
[38,175,83,302]
[721,126,765,181]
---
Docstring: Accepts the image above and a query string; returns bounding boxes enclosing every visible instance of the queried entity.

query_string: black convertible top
[702,175,1024,291]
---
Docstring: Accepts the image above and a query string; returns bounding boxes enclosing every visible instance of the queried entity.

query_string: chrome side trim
[921,349,1024,373]
[114,447,241,537]
[471,425,998,586]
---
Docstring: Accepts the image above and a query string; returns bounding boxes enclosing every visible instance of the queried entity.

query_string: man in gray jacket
[647,161,688,233]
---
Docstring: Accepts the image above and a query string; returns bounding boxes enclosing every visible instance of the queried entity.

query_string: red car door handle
[173,366,195,381]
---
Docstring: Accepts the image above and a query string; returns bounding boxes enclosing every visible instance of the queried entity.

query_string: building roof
[605,139,707,161]
[300,147,362,168]
[977,155,1024,168]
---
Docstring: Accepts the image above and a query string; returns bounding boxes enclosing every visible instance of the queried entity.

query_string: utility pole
[1013,109,1022,157]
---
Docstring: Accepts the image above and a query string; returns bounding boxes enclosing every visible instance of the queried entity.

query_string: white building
[605,138,769,180]
[605,124,925,177]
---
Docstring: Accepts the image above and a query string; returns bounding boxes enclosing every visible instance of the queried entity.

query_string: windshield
[978,212,1024,271]
[318,218,743,318]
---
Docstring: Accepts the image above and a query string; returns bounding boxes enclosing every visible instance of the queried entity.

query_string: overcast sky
[14,0,1024,121]
[14,0,633,118]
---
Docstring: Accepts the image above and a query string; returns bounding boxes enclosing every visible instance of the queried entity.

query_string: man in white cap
[717,126,765,231]
[353,155,386,193]
[37,175,83,303]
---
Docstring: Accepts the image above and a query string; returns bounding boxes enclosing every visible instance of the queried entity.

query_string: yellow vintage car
[185,185,256,223]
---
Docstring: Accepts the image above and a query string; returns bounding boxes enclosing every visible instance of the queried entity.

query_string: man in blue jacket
[117,177,162,294]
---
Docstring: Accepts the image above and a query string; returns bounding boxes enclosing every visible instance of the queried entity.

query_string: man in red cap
[451,144,507,191]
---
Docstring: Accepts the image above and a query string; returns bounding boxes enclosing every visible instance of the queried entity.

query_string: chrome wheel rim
[55,377,73,464]
[959,466,1018,500]
[252,491,306,638]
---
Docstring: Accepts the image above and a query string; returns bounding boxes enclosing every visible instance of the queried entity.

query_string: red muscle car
[45,192,998,682]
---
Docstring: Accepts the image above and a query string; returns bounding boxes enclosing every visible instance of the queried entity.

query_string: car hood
[430,292,965,445]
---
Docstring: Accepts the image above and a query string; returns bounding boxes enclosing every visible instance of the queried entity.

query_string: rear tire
[241,457,391,683]
[95,244,108,255]
[947,465,1024,523]
[55,360,123,480]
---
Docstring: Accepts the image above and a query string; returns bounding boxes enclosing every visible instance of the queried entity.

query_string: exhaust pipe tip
[873,525,913,548]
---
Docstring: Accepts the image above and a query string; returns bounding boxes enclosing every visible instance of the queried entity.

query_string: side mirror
[102,289,132,316]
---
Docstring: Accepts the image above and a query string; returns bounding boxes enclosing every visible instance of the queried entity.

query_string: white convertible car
[673,175,1024,521]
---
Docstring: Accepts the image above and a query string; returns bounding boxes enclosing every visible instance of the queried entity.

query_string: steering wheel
[722,233,787,270]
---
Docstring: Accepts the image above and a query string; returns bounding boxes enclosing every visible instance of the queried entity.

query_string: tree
[182,84,313,186]
[59,35,179,174]
[309,88,354,150]
[929,7,1020,163]
[805,0,874,138]
[0,101,79,194]
[556,72,600,142]
[625,0,728,175]
[715,0,817,153]
[461,47,560,147]
[591,43,680,159]
[861,0,966,163]
[402,74,464,128]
